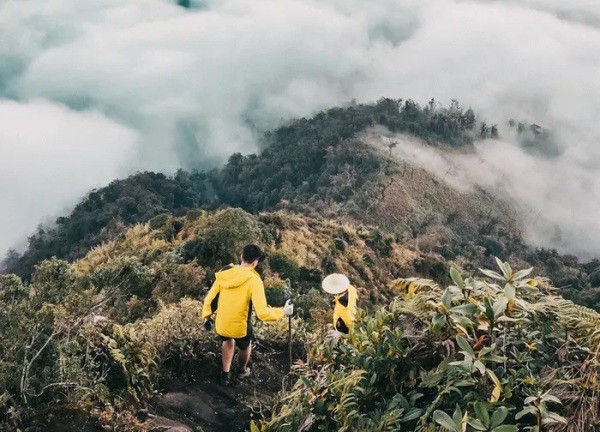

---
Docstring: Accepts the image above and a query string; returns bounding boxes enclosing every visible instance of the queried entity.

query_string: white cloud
[0,100,135,254]
[0,0,599,258]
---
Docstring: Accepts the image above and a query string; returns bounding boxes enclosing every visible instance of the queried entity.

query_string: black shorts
[219,329,253,350]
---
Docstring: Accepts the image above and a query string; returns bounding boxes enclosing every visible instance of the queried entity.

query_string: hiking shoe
[219,371,231,386]
[238,367,251,379]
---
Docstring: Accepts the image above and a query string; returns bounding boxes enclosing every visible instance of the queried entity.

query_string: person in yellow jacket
[322,273,358,334]
[202,244,293,386]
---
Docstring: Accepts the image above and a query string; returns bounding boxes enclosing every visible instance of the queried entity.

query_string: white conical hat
[322,273,350,294]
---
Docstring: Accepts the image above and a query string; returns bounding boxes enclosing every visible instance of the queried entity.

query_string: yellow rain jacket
[202,265,284,338]
[333,285,358,333]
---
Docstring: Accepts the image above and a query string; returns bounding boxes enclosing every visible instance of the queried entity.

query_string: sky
[1,0,600,258]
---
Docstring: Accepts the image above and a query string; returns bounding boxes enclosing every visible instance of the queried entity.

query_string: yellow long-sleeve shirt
[202,265,284,338]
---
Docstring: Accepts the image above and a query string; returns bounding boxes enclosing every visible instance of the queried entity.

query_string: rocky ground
[148,345,290,432]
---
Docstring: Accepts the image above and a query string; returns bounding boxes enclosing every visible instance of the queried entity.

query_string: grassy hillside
[0,209,598,431]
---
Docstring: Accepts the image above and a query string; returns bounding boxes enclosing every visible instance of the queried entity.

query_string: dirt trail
[148,344,291,432]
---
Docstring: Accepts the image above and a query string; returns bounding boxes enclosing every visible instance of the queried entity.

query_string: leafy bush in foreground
[259,259,599,432]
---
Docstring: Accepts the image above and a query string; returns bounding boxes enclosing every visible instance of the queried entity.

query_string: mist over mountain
[2,0,600,257]
[2,3,600,429]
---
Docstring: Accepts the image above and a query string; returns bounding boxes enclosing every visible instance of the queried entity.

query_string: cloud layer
[1,0,599,257]
[0,100,135,254]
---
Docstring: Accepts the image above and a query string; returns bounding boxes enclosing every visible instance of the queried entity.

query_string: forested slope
[3,99,598,310]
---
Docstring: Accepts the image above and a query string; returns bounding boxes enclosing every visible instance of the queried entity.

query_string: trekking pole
[288,311,292,372]
[285,279,293,372]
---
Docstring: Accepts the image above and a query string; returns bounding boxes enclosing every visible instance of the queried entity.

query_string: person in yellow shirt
[202,244,293,386]
[322,273,358,334]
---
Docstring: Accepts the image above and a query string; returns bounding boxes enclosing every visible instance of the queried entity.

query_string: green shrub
[260,259,599,432]
[268,252,300,284]
[90,256,156,322]
[0,273,27,301]
[364,228,393,257]
[333,238,347,252]
[182,208,263,267]
[264,278,290,307]
[294,288,331,320]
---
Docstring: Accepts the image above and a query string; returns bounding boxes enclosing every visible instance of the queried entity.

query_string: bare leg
[238,344,252,369]
[221,339,235,372]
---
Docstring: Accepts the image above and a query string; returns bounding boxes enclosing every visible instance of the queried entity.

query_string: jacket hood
[216,265,257,289]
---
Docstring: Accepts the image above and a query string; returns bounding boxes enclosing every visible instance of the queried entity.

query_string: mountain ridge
[3,99,598,310]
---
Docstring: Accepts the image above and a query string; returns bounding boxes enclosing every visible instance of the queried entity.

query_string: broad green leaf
[452,315,474,329]
[432,313,446,332]
[479,346,493,356]
[455,379,477,387]
[400,408,422,423]
[442,287,453,308]
[494,257,511,279]
[464,353,474,362]
[300,375,314,388]
[544,412,567,424]
[511,267,533,281]
[503,284,516,301]
[492,426,519,432]
[490,406,508,428]
[452,405,463,427]
[494,257,505,271]
[492,297,508,317]
[495,258,512,280]
[449,386,464,396]
[468,419,487,431]
[450,267,465,289]
[410,393,424,405]
[496,316,521,323]
[479,268,505,280]
[515,406,536,420]
[486,355,507,363]
[451,304,478,316]
[473,360,486,374]
[541,394,562,405]
[473,402,490,427]
[391,394,409,411]
[456,336,475,357]
[433,410,459,432]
